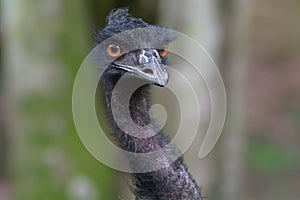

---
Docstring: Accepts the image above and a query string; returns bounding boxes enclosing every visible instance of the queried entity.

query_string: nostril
[143,69,153,75]
[144,51,153,57]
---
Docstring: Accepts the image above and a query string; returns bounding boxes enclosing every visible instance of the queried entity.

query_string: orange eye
[107,44,121,57]
[160,44,168,57]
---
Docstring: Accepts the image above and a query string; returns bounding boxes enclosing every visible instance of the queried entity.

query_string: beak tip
[156,73,169,87]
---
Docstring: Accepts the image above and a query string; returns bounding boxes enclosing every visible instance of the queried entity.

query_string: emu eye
[107,44,121,57]
[160,44,168,57]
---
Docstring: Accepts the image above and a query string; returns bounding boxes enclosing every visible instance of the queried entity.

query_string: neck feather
[100,70,202,200]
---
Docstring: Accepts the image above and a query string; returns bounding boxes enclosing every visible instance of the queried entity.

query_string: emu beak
[113,49,169,87]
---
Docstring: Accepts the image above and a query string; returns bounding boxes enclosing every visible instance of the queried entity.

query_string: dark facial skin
[96,8,174,86]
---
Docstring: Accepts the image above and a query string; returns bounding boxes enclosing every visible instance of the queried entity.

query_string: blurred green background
[0,0,300,200]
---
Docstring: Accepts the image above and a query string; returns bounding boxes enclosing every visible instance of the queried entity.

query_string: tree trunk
[217,0,250,199]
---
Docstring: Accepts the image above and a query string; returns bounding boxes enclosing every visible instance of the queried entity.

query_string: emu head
[96,8,175,86]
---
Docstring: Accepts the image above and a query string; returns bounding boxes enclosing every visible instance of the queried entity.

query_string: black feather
[97,8,202,200]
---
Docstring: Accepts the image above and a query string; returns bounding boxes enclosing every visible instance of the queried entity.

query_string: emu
[96,8,202,200]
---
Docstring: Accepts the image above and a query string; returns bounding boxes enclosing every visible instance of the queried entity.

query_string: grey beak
[113,49,169,86]
[137,49,169,86]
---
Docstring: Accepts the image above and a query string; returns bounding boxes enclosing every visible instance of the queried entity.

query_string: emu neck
[101,71,202,200]
[103,73,150,119]
[101,72,160,152]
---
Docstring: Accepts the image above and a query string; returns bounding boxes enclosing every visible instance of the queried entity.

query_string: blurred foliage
[4,0,159,199]
[248,140,296,172]
[1,0,300,200]
[0,0,5,179]
[288,107,300,127]
[86,0,158,27]
[6,0,119,199]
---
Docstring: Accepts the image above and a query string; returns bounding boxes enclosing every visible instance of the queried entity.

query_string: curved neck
[100,70,202,200]
[101,72,153,143]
